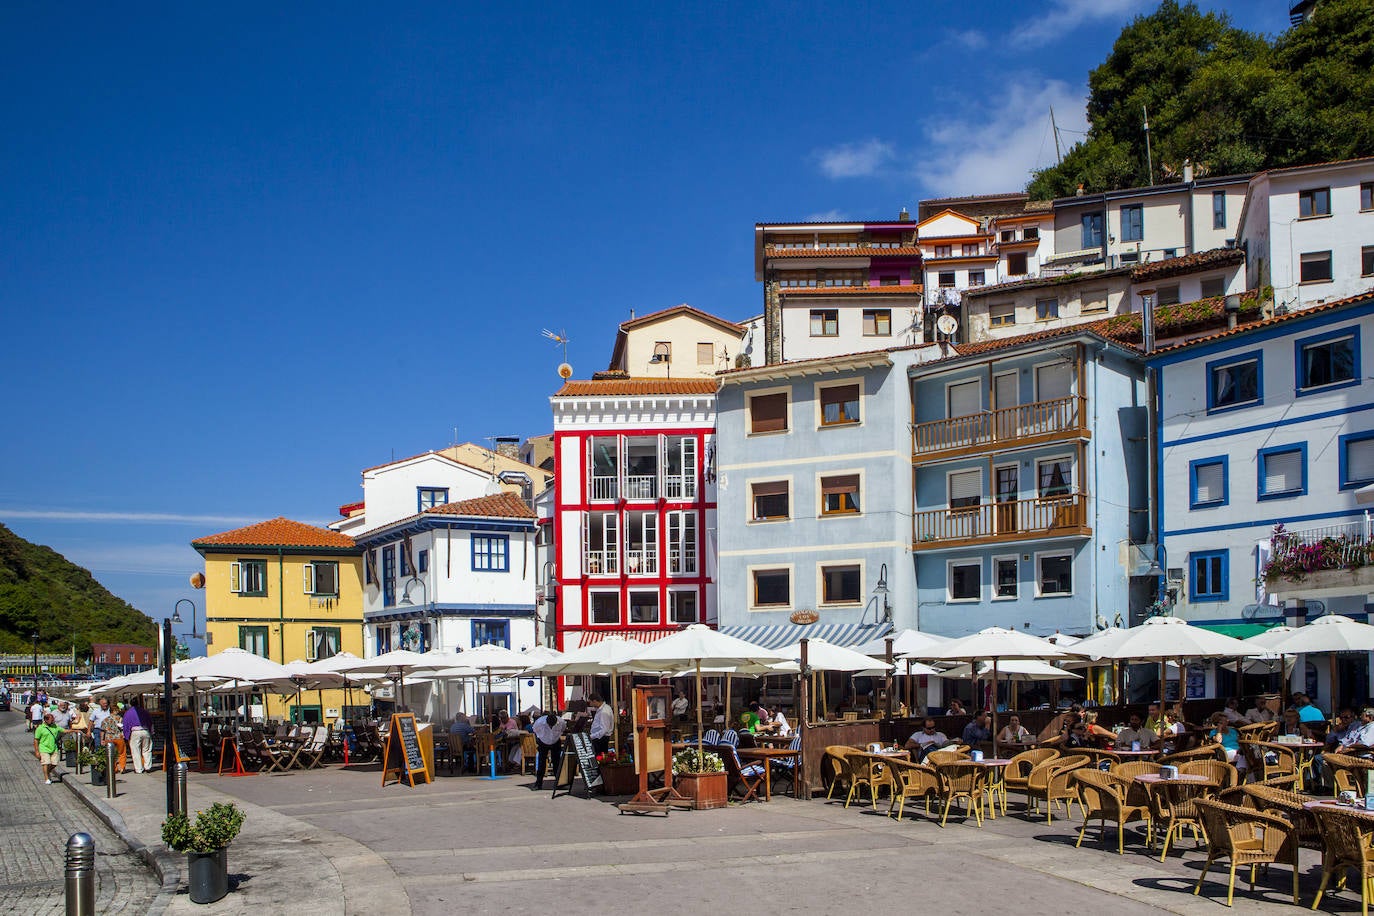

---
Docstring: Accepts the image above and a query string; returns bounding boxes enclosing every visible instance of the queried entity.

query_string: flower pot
[90,768,106,787]
[187,848,229,905]
[599,763,638,795]
[65,751,78,768]
[675,771,728,810]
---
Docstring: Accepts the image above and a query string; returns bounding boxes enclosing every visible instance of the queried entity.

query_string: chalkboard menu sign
[151,712,198,767]
[570,732,602,789]
[382,713,431,788]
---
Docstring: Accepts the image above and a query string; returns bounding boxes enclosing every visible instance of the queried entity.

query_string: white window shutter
[303,564,314,594]
[1349,439,1374,483]
[1264,451,1301,493]
[1036,362,1072,400]
[230,562,241,593]
[1195,463,1223,503]
[949,469,982,503]
[305,630,317,661]
[948,380,980,418]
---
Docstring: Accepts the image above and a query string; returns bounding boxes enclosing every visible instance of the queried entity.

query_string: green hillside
[0,523,156,656]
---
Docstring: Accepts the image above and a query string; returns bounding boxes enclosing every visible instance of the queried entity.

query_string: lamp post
[161,614,176,815]
[398,576,432,649]
[31,631,39,699]
[873,565,892,719]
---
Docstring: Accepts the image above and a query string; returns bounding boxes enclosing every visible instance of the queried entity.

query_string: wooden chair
[1242,741,1302,789]
[1159,744,1225,766]
[1180,758,1240,792]
[1310,805,1374,916]
[294,727,330,770]
[1073,768,1150,855]
[1238,720,1278,742]
[1192,798,1297,907]
[822,746,855,802]
[886,758,939,822]
[934,760,988,827]
[1326,752,1374,795]
[520,733,539,776]
[845,752,898,809]
[718,744,766,802]
[474,732,500,775]
[1025,754,1089,824]
[1149,774,1219,861]
[1238,783,1322,904]
[1002,748,1057,810]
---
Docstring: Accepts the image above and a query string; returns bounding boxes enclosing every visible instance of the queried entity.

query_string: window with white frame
[1035,362,1072,401]
[669,590,698,624]
[819,383,860,426]
[820,564,861,605]
[819,473,860,516]
[629,592,660,624]
[948,468,982,509]
[750,480,789,521]
[752,569,791,608]
[303,561,339,597]
[948,560,980,601]
[306,627,340,661]
[1037,457,1072,498]
[994,556,1018,599]
[472,535,509,571]
[1037,553,1073,596]
[590,592,620,624]
[230,560,267,596]
[667,510,697,574]
[947,378,981,418]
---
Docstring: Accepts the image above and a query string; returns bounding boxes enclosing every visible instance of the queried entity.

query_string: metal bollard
[174,762,188,816]
[65,833,95,916]
[75,733,85,775]
[105,742,117,799]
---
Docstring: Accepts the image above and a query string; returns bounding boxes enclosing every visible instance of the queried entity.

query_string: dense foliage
[161,803,246,853]
[1028,0,1374,199]
[0,523,156,655]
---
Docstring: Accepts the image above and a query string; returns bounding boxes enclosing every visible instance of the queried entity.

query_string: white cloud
[948,29,988,50]
[1011,0,1149,48]
[804,209,849,222]
[814,139,897,179]
[914,79,1089,197]
[65,543,203,577]
[1,509,276,526]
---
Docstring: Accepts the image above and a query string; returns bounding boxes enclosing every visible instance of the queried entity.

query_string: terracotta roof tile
[338,501,364,517]
[1130,247,1244,282]
[965,267,1132,299]
[423,492,535,520]
[554,377,718,397]
[1149,289,1374,355]
[765,246,923,258]
[778,284,924,296]
[194,518,356,550]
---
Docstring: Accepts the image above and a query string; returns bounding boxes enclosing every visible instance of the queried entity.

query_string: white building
[1238,156,1374,313]
[606,304,746,377]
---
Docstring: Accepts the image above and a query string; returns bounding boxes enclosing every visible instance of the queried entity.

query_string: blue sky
[0,1,1285,644]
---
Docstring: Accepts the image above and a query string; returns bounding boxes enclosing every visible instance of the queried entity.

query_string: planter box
[188,848,229,905]
[599,764,638,796]
[90,768,106,787]
[64,751,78,768]
[675,771,728,810]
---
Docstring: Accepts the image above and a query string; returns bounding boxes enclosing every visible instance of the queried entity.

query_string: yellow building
[192,518,364,723]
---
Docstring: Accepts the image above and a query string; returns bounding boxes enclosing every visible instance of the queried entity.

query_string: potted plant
[161,802,246,904]
[594,748,638,795]
[62,736,79,769]
[80,748,108,786]
[672,748,727,810]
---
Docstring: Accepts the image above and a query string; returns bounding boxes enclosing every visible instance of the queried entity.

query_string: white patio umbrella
[854,629,951,716]
[1258,616,1374,711]
[936,659,1083,683]
[1089,617,1255,712]
[624,625,790,758]
[335,649,455,711]
[926,627,1069,756]
[527,636,647,752]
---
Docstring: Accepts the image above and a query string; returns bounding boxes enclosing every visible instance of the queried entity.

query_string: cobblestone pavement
[0,712,158,915]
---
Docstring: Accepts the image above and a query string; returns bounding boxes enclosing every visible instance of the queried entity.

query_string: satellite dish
[557,363,573,379]
[936,314,958,336]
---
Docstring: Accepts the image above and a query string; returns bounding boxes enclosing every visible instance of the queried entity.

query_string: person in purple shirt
[123,698,153,773]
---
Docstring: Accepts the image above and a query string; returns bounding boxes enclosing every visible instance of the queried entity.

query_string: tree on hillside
[1028,0,1374,199]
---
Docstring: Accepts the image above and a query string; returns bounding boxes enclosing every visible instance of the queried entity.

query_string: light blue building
[1151,291,1374,705]
[909,328,1149,639]
[714,348,940,648]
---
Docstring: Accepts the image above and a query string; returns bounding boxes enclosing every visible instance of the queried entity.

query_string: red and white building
[549,376,719,651]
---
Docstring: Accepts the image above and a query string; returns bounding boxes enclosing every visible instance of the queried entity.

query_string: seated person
[945,698,967,717]
[1207,712,1241,764]
[1245,695,1278,724]
[1082,710,1116,746]
[1037,703,1083,743]
[1114,713,1158,750]
[904,719,949,760]
[448,713,476,744]
[960,709,992,746]
[997,714,1031,745]
[1221,697,1248,724]
[738,706,760,734]
[1336,708,1374,756]
[1143,702,1164,734]
[767,708,792,738]
[1295,693,1327,725]
[1279,707,1310,740]
[1326,709,1359,750]
[1062,722,1093,749]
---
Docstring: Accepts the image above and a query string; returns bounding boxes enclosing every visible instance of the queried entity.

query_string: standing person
[102,705,127,774]
[123,698,152,774]
[70,702,91,740]
[33,711,65,784]
[29,697,44,732]
[671,691,689,723]
[587,694,614,755]
[51,700,74,730]
[531,711,567,790]
[89,698,110,749]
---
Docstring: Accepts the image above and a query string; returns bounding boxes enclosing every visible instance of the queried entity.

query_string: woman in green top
[33,712,65,785]
[738,708,760,733]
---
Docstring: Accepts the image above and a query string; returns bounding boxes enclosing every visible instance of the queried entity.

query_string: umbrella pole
[724,675,732,730]
[611,669,619,756]
[1158,660,1166,714]
[695,661,704,759]
[991,657,999,758]
[1329,653,1339,713]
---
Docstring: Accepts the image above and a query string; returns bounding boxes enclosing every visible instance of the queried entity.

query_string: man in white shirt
[903,719,949,760]
[531,711,567,789]
[1114,713,1158,749]
[89,698,110,748]
[1337,708,1374,757]
[588,694,615,755]
[671,692,689,722]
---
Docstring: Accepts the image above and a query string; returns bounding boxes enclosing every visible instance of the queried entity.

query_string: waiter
[531,711,567,790]
[587,694,615,755]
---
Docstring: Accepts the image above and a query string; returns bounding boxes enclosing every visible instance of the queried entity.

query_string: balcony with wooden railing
[911,395,1088,464]
[912,493,1091,551]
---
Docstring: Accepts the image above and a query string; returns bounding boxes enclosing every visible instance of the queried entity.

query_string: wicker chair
[1180,758,1240,791]
[822,746,856,802]
[1025,754,1090,824]
[935,760,988,827]
[1239,783,1322,904]
[1241,740,1302,789]
[1325,752,1374,795]
[887,758,940,822]
[1079,747,1122,768]
[1073,768,1150,855]
[1310,804,1374,916]
[1238,720,1279,742]
[1115,760,1162,780]
[925,748,970,767]
[845,752,898,809]
[1192,798,1296,907]
[1159,744,1226,766]
[1148,773,1219,861]
[1002,748,1056,809]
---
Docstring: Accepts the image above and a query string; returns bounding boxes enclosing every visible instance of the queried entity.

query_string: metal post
[64,832,95,916]
[75,732,84,775]
[106,742,117,799]
[174,762,189,816]
[162,617,176,815]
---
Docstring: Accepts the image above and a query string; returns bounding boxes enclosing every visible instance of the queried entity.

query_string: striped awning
[718,621,892,651]
[574,629,684,649]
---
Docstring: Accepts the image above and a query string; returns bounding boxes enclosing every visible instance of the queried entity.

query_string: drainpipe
[1091,343,1102,635]
[277,548,286,663]
[1139,290,1162,616]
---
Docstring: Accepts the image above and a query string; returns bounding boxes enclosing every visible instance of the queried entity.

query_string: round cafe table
[1113,748,1161,758]
[973,757,1014,816]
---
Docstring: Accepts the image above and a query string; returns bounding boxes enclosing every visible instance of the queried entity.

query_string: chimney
[494,436,520,460]
[1224,294,1241,330]
[899,207,911,222]
[1182,159,1194,184]
[1076,183,1085,197]
[1139,289,1157,354]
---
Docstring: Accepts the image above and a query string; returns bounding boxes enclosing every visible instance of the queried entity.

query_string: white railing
[669,547,697,575]
[584,550,618,575]
[590,476,618,500]
[1271,518,1374,569]
[624,475,657,499]
[624,549,658,575]
[665,475,697,499]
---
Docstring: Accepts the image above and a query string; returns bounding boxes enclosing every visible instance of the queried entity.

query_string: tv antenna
[542,328,570,363]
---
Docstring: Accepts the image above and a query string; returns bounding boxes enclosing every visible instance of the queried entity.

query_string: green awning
[1195,621,1283,639]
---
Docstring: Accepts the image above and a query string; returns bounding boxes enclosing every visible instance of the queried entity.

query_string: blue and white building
[909,328,1149,639]
[1152,290,1374,704]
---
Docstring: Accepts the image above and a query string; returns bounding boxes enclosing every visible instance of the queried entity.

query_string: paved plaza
[8,710,1374,915]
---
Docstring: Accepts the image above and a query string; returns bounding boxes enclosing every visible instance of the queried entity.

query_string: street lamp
[398,577,434,651]
[172,598,202,656]
[31,631,39,699]
[161,613,176,815]
[872,563,891,622]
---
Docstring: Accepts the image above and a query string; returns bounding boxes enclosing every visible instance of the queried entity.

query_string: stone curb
[63,773,182,915]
